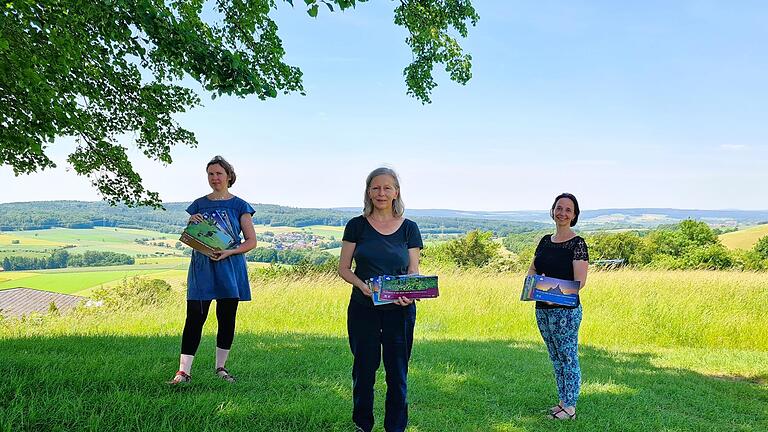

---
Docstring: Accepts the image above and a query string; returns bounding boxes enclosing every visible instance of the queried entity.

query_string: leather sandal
[549,403,563,414]
[215,367,236,383]
[550,406,576,420]
[168,370,191,385]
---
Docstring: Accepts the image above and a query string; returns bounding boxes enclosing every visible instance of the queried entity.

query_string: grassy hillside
[0,225,349,261]
[720,224,768,250]
[0,261,275,295]
[0,227,186,260]
[1,269,766,431]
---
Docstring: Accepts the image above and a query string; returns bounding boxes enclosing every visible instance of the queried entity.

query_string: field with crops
[720,224,768,250]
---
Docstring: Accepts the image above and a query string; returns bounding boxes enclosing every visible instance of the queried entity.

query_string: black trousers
[347,300,416,432]
[181,299,239,355]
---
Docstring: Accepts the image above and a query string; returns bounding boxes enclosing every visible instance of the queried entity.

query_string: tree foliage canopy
[1,0,478,207]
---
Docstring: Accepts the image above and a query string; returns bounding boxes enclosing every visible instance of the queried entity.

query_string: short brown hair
[207,155,236,187]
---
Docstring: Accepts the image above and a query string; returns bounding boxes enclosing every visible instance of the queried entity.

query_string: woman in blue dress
[169,155,257,385]
[338,167,423,432]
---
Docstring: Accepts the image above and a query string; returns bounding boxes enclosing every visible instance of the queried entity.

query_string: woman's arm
[573,260,588,289]
[211,213,257,260]
[338,241,372,297]
[526,260,537,276]
[407,247,420,275]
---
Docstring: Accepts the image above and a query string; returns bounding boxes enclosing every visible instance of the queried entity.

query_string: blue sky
[2,0,766,210]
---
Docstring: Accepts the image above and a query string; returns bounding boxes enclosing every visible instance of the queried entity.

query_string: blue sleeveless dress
[185,196,255,301]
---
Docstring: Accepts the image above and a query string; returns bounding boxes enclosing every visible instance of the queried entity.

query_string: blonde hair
[207,155,236,187]
[363,167,404,217]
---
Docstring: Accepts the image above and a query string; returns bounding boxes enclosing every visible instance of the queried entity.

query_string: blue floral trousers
[535,305,582,407]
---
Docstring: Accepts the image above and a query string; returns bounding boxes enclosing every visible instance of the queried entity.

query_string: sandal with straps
[168,370,191,385]
[550,406,576,420]
[548,403,564,415]
[215,367,236,383]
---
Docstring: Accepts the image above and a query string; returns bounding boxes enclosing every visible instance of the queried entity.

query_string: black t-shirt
[533,234,589,309]
[342,215,424,308]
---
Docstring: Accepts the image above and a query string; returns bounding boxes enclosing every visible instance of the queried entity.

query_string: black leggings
[181,299,239,355]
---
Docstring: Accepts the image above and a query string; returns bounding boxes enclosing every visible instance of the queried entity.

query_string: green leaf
[324,2,333,12]
[307,4,318,17]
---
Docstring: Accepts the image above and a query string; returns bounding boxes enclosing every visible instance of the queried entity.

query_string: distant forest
[0,201,547,237]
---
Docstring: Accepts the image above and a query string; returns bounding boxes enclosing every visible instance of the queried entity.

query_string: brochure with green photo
[180,210,239,257]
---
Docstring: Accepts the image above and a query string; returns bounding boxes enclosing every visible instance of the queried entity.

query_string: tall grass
[1,269,766,431]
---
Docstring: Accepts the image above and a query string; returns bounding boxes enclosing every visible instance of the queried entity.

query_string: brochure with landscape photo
[180,210,239,258]
[367,275,439,302]
[520,274,580,307]
[367,277,395,306]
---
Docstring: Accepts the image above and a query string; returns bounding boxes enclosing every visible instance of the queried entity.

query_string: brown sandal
[168,370,191,385]
[215,367,236,383]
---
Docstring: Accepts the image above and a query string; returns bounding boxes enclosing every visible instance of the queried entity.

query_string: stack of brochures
[180,210,240,258]
[520,274,580,307]
[367,274,439,306]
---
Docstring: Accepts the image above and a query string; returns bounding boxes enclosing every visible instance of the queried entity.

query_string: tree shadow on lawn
[0,333,766,432]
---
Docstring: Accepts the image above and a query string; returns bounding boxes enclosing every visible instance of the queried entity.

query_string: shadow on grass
[1,333,766,432]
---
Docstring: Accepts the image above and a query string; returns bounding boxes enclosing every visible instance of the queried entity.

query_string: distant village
[256,231,340,250]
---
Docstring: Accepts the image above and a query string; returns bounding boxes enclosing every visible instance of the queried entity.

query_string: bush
[250,256,340,281]
[754,236,768,260]
[444,230,500,268]
[588,231,642,264]
[92,277,172,308]
[682,244,734,270]
[421,242,454,267]
[731,250,767,271]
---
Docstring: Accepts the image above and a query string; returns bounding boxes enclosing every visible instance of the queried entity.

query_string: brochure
[367,275,439,302]
[367,277,395,306]
[180,210,239,258]
[520,274,580,307]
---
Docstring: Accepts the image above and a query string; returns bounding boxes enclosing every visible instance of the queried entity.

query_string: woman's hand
[188,213,204,224]
[394,296,414,306]
[211,249,237,261]
[358,282,373,298]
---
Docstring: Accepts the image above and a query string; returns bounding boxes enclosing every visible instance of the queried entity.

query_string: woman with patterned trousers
[527,192,589,420]
[338,167,423,432]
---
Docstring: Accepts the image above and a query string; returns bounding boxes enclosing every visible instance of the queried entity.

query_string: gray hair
[363,167,404,217]
[207,155,236,187]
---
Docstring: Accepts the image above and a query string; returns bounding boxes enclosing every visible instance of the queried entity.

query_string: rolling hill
[720,224,768,250]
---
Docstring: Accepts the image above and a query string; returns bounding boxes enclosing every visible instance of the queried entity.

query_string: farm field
[0,227,185,259]
[0,268,179,295]
[0,260,274,296]
[0,225,350,260]
[720,224,768,250]
[1,269,766,431]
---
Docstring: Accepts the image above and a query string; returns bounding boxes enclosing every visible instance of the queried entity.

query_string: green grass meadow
[0,227,185,260]
[1,269,766,431]
[0,260,274,296]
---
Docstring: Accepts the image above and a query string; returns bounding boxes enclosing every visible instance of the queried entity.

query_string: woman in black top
[527,193,589,420]
[338,167,423,432]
